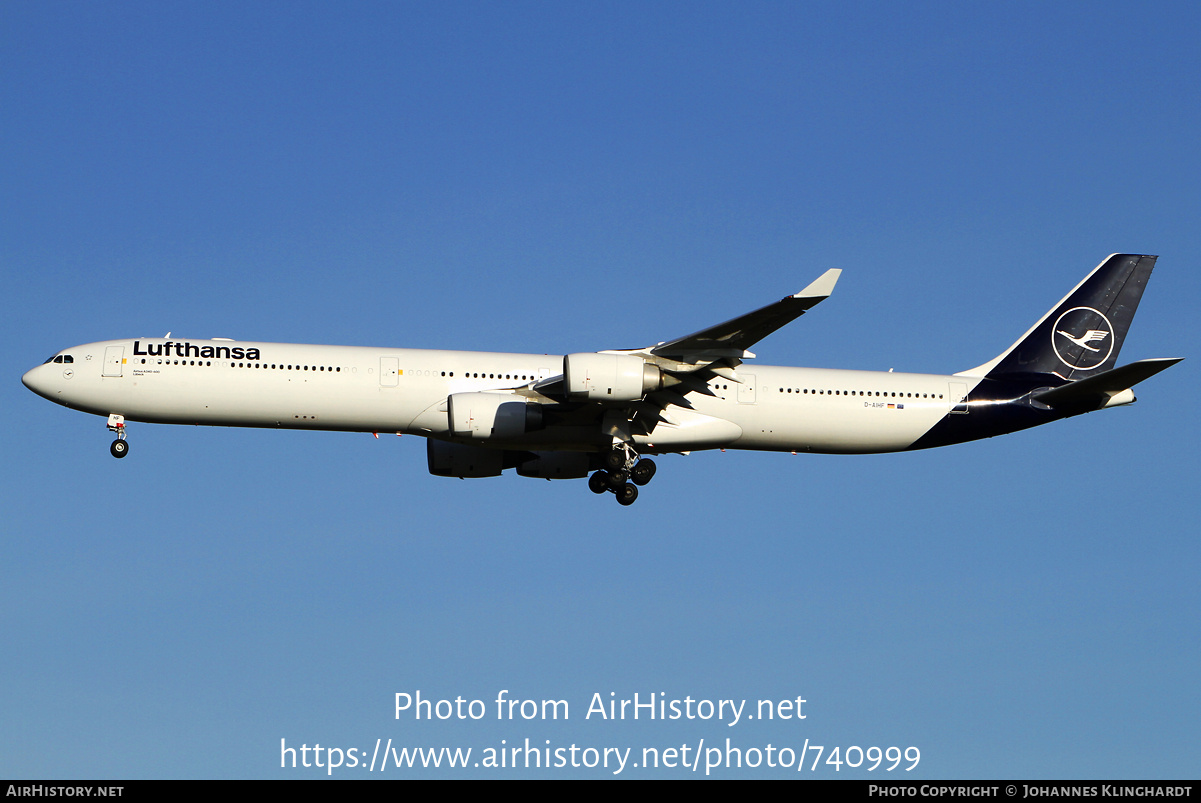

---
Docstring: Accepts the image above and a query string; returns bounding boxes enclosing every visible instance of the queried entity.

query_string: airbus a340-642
[23,254,1180,505]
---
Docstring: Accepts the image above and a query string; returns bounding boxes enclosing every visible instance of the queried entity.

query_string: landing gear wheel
[604,449,627,472]
[615,483,638,506]
[631,458,657,486]
[588,471,609,494]
[110,439,129,458]
[606,469,629,490]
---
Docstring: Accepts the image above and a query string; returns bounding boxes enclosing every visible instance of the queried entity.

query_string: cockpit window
[63,355,73,363]
[46,354,74,364]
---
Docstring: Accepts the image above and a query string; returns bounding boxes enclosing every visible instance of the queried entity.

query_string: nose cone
[22,364,56,401]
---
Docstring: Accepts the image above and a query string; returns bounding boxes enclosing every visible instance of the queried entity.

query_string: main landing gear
[589,446,657,506]
[107,414,129,458]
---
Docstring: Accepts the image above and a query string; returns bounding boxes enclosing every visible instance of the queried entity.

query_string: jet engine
[447,392,543,439]
[516,451,593,480]
[563,353,662,401]
[426,440,505,478]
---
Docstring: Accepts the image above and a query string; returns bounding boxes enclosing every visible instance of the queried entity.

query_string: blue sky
[3,2,1198,778]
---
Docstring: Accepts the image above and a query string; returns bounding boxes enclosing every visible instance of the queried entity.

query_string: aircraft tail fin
[958,254,1158,380]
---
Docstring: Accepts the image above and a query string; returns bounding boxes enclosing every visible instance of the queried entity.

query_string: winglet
[795,268,841,299]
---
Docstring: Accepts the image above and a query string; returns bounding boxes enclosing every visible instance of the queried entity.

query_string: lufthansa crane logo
[1052,306,1114,371]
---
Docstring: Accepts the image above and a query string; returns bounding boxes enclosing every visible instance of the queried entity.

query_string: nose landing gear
[107,414,129,458]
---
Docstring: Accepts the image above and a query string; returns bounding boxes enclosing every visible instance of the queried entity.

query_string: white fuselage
[22,256,1172,507]
[23,337,979,455]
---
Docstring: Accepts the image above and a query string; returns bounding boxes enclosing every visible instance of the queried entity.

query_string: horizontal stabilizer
[1032,358,1182,410]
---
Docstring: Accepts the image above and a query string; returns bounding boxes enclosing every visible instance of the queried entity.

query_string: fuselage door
[737,374,757,404]
[949,382,969,413]
[103,346,124,377]
[380,357,399,387]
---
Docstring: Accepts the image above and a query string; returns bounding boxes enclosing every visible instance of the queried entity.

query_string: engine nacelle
[426,440,504,478]
[447,392,543,439]
[516,451,593,480]
[564,353,662,401]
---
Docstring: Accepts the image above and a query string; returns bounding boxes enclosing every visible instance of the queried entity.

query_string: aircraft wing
[649,269,841,360]
[526,269,842,408]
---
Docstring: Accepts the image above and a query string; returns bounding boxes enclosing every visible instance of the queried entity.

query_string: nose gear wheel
[107,414,128,458]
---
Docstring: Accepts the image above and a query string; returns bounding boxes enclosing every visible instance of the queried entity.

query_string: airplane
[22,254,1181,506]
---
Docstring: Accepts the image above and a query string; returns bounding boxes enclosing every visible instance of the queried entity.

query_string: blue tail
[962,254,1157,381]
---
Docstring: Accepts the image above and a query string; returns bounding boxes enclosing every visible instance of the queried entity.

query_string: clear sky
[3,1,1198,779]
